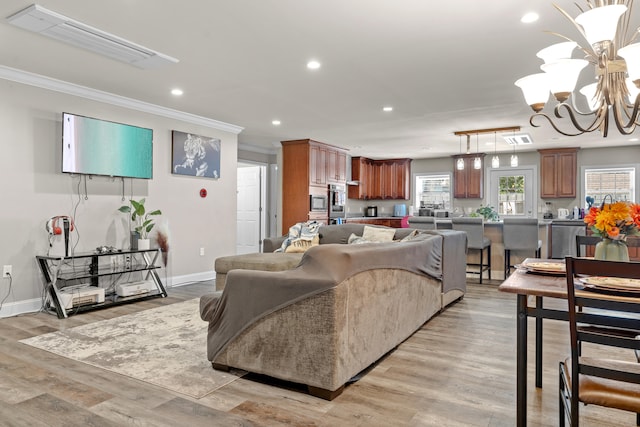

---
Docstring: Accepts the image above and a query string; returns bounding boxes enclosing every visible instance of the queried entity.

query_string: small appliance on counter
[543,201,554,219]
[393,204,407,217]
[557,208,570,219]
[365,206,378,217]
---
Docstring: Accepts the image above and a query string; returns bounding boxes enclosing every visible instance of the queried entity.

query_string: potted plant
[118,198,162,250]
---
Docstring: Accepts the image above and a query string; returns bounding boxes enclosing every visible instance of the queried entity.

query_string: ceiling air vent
[6,4,178,69]
[502,133,533,145]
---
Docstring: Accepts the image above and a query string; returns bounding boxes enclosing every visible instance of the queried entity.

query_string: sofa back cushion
[318,224,366,244]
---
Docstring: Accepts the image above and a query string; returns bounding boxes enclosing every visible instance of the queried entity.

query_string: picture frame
[171,130,221,178]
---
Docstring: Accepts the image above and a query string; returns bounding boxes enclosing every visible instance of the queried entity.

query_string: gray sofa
[200,224,467,399]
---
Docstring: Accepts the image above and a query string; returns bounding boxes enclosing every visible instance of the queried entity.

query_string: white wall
[0,77,239,316]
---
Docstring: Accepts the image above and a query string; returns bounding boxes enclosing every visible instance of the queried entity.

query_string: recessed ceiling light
[521,12,539,23]
[171,88,183,96]
[272,120,281,126]
[630,138,639,142]
[383,106,393,112]
[307,60,321,70]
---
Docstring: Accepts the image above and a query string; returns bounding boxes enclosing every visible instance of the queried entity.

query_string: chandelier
[454,126,521,170]
[515,0,640,137]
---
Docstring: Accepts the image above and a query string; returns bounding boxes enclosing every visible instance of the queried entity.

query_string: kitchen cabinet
[281,139,348,231]
[539,148,578,198]
[453,154,484,198]
[345,217,403,228]
[348,157,411,200]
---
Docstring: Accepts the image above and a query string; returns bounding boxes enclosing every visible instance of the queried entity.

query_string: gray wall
[0,77,239,316]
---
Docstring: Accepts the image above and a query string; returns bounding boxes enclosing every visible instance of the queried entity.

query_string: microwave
[310,195,328,212]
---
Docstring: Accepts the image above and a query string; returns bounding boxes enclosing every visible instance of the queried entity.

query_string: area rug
[20,298,243,398]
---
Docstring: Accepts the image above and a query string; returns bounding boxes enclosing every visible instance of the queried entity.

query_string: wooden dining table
[498,258,640,427]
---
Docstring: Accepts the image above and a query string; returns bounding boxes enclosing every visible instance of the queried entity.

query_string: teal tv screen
[62,112,153,179]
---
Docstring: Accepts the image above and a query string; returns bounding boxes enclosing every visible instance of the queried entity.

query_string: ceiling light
[6,4,178,69]
[307,60,321,70]
[454,126,520,170]
[473,134,481,170]
[491,132,500,168]
[456,135,465,170]
[510,131,519,167]
[383,106,393,112]
[272,120,281,126]
[521,12,539,23]
[515,1,640,137]
[171,88,183,96]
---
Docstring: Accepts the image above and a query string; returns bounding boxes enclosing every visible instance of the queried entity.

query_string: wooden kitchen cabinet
[345,217,403,228]
[453,154,484,198]
[348,157,411,200]
[281,139,347,231]
[539,148,578,198]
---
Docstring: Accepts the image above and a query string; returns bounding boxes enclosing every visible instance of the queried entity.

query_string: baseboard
[0,271,217,318]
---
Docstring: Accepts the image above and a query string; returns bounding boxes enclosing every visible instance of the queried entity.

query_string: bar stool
[451,217,491,284]
[407,216,436,230]
[503,217,542,279]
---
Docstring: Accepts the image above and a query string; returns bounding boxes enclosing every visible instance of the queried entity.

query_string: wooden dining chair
[575,235,602,257]
[560,257,640,426]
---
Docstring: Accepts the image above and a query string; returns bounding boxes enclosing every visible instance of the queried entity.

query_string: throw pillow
[285,234,320,253]
[362,225,396,243]
[347,233,369,245]
[399,229,421,242]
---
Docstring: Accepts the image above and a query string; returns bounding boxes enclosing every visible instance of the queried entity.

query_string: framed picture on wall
[171,130,221,178]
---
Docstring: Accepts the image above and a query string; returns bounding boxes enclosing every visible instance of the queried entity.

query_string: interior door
[237,165,263,254]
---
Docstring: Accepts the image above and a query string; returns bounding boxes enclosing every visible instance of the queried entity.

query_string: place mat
[580,276,640,293]
[518,261,566,276]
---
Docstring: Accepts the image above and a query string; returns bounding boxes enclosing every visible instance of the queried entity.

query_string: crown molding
[0,65,244,135]
[238,142,278,155]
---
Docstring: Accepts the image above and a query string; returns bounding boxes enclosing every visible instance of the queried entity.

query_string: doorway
[237,163,267,254]
[488,166,537,217]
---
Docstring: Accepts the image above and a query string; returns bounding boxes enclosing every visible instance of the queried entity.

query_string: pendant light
[473,134,481,169]
[491,132,500,168]
[456,135,465,170]
[510,131,519,167]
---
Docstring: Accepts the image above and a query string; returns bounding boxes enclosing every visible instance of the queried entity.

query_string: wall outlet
[200,247,205,256]
[3,265,12,277]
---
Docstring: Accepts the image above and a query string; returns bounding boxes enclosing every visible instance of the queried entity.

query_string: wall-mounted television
[62,112,153,179]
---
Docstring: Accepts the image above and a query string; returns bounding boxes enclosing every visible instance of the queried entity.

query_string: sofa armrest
[263,236,286,252]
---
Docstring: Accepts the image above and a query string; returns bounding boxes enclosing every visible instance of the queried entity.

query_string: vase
[593,238,629,262]
[137,238,150,251]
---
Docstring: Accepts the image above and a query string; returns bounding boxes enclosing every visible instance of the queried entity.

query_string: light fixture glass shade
[510,154,519,167]
[515,73,550,111]
[541,59,588,100]
[491,155,500,168]
[456,157,465,170]
[618,43,640,82]
[536,42,578,64]
[579,82,599,111]
[574,5,627,47]
[627,78,640,103]
[473,156,481,169]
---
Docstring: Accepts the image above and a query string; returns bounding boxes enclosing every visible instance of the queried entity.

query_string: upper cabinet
[281,139,347,231]
[348,157,411,200]
[452,154,484,199]
[538,148,578,198]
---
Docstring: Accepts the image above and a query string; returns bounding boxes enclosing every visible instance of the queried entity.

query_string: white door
[488,166,537,217]
[237,165,263,254]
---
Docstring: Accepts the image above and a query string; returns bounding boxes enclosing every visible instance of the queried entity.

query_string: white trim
[166,271,216,288]
[580,163,640,204]
[487,164,538,218]
[0,65,244,134]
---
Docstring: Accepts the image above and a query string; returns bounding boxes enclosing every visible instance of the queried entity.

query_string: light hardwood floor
[0,281,636,426]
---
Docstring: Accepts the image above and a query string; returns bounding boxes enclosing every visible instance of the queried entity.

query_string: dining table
[498,257,640,427]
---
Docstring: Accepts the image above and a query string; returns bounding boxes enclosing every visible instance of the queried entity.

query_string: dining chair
[407,216,436,230]
[451,217,491,284]
[502,218,542,279]
[575,235,602,257]
[560,257,640,426]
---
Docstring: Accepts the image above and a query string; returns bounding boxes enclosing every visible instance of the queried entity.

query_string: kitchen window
[414,173,451,210]
[582,166,636,204]
[487,166,537,217]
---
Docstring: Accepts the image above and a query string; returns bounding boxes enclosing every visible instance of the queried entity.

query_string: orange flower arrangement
[583,201,640,240]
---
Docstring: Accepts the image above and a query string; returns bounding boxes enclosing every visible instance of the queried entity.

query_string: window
[488,166,537,217]
[583,167,635,204]
[414,173,451,210]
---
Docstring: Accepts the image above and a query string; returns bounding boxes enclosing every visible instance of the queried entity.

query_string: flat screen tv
[62,112,153,179]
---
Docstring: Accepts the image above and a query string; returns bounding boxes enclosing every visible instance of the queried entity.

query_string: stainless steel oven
[329,184,346,221]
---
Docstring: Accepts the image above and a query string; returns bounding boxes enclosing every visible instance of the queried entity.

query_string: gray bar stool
[407,216,436,230]
[451,217,491,284]
[503,217,542,279]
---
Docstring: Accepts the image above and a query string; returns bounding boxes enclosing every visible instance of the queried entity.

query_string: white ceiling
[2,0,639,159]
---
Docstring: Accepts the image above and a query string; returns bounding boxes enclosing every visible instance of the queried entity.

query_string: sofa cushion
[362,225,396,242]
[215,252,303,274]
